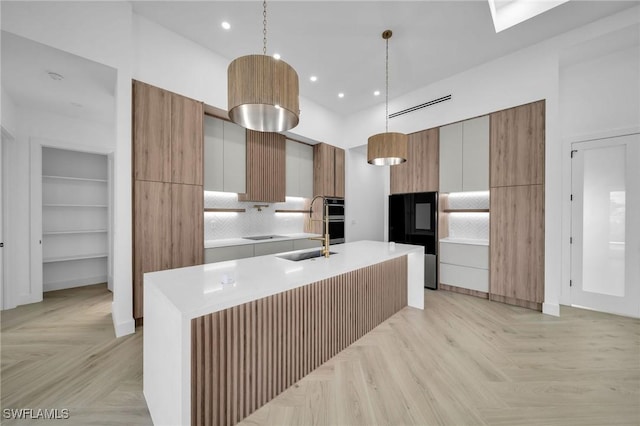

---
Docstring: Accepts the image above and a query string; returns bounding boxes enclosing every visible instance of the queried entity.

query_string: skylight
[488,0,571,32]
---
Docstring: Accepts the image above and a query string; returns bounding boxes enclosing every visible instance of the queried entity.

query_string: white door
[570,134,640,317]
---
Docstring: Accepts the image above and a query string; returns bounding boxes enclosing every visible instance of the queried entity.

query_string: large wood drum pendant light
[368,30,408,166]
[228,1,300,132]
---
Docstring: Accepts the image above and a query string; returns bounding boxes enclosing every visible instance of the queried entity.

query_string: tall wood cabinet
[390,128,439,194]
[132,80,204,320]
[313,142,345,198]
[238,130,286,202]
[489,100,545,311]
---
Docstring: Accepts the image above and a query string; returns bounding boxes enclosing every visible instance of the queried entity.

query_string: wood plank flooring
[1,284,151,425]
[2,284,639,425]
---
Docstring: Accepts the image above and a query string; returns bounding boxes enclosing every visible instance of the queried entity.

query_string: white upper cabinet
[439,115,489,192]
[286,139,313,198]
[204,115,246,193]
[439,122,463,193]
[462,115,489,191]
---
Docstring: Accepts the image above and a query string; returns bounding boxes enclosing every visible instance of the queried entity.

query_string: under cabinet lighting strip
[442,209,489,213]
[204,208,246,213]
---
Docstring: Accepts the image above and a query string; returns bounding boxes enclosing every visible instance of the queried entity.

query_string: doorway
[570,133,640,317]
[33,144,112,294]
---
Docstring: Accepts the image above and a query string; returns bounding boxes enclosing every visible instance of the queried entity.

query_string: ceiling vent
[389,94,452,119]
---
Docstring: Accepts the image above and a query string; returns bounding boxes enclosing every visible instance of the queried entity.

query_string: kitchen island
[144,240,424,426]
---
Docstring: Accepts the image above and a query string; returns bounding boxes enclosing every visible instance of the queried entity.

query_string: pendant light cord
[263,0,268,55]
[385,35,389,133]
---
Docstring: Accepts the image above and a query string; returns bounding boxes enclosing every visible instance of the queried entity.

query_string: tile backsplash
[446,191,490,241]
[204,191,309,240]
[448,213,490,241]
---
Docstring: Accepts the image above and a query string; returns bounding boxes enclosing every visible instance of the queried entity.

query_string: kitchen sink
[243,235,288,241]
[277,250,336,262]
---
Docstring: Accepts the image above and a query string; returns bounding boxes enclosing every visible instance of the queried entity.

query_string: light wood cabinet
[204,115,246,193]
[171,184,204,269]
[133,81,171,183]
[490,100,545,187]
[390,128,439,194]
[334,147,345,198]
[286,139,313,198]
[490,185,544,308]
[489,99,545,311]
[133,80,203,185]
[171,93,203,185]
[238,130,286,202]
[313,142,345,198]
[132,80,204,320]
[133,180,171,319]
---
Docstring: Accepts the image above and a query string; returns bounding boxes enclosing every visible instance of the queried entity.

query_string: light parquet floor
[1,284,639,425]
[1,284,151,425]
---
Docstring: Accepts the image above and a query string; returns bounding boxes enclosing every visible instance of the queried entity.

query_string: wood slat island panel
[191,255,408,426]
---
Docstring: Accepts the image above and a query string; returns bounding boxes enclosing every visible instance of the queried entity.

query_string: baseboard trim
[44,276,107,292]
[490,294,542,311]
[543,302,560,316]
[112,302,135,337]
[439,283,489,299]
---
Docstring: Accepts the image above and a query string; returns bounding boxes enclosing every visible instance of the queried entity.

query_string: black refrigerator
[388,192,438,289]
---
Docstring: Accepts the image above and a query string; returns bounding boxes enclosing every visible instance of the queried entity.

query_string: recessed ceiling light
[374,90,380,96]
[338,93,345,98]
[310,76,317,82]
[273,53,281,60]
[221,21,231,30]
[47,71,64,81]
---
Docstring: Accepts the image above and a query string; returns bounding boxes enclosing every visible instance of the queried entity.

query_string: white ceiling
[1,1,635,126]
[1,31,116,124]
[131,0,636,116]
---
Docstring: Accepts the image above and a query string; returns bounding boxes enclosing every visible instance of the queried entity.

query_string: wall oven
[325,197,345,244]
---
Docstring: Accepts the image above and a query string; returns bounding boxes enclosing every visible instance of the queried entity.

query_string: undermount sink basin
[277,250,336,262]
[243,235,288,241]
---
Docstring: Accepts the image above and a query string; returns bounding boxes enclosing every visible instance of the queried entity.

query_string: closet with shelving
[42,147,109,291]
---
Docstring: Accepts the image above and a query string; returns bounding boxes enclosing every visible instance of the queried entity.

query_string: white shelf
[43,253,108,263]
[43,229,108,235]
[43,204,108,208]
[42,175,107,183]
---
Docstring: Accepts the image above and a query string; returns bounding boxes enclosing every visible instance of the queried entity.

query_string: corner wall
[2,1,134,336]
[343,6,639,315]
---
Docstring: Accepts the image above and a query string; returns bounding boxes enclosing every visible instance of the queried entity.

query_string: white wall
[343,6,639,316]
[2,113,30,309]
[2,1,134,336]
[1,86,18,138]
[558,23,640,306]
[132,14,345,148]
[2,106,116,310]
[345,145,386,243]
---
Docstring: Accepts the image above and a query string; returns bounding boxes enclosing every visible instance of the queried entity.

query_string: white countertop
[145,240,424,320]
[440,237,489,246]
[205,233,321,248]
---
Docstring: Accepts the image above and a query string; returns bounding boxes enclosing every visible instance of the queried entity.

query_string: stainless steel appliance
[325,197,345,244]
[388,192,438,289]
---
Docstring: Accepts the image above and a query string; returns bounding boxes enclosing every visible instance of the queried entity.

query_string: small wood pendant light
[227,1,300,132]
[368,30,408,166]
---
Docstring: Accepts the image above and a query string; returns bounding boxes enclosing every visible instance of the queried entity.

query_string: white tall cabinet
[42,147,108,291]
[204,115,246,194]
[439,115,489,192]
